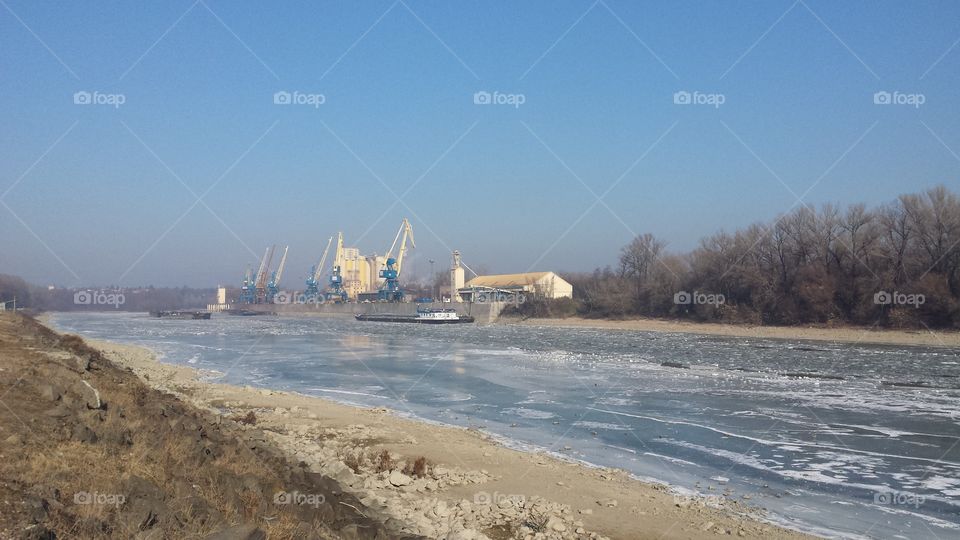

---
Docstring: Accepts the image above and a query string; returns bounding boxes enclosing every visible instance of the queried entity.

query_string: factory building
[458,272,573,301]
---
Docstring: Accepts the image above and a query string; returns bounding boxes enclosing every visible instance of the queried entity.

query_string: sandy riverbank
[83,335,814,540]
[503,316,960,348]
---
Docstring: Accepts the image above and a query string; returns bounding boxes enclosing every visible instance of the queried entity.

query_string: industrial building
[341,248,388,299]
[457,271,573,301]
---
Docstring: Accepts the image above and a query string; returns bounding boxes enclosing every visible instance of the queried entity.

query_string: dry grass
[403,456,430,479]
[232,410,258,425]
[374,449,394,473]
[340,449,368,474]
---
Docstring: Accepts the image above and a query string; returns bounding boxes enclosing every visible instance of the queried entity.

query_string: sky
[1,0,958,288]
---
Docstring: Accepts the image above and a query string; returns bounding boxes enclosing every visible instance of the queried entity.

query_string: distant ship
[150,310,212,320]
[355,306,474,324]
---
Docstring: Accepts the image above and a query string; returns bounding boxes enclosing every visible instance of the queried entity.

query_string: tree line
[528,186,960,328]
[0,276,214,312]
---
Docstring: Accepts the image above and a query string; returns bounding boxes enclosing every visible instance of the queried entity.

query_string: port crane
[378,218,415,302]
[304,236,333,301]
[253,245,276,304]
[326,232,348,302]
[266,245,289,303]
[238,267,256,304]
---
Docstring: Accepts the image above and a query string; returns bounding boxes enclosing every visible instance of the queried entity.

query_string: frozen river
[51,312,960,539]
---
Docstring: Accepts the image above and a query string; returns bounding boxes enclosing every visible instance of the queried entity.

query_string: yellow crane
[327,232,347,302]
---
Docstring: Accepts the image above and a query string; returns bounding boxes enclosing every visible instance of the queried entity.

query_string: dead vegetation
[403,456,430,479]
[0,313,398,539]
[232,410,258,425]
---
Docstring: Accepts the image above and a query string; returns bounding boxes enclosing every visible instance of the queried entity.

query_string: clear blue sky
[1,0,958,287]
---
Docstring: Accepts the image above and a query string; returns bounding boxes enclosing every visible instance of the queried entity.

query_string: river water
[50,312,960,539]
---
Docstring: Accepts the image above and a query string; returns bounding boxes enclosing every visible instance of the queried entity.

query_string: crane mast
[304,236,333,301]
[266,245,288,303]
[254,245,275,304]
[326,232,347,302]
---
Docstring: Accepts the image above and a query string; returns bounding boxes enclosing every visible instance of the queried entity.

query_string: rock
[134,530,163,540]
[432,500,450,518]
[38,384,61,401]
[75,380,104,409]
[389,470,412,487]
[548,517,567,532]
[579,508,593,515]
[44,405,72,418]
[700,522,715,532]
[71,424,98,444]
[5,434,22,445]
[203,524,266,540]
[325,462,358,486]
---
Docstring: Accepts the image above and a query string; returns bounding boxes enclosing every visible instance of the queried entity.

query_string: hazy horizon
[2,1,958,287]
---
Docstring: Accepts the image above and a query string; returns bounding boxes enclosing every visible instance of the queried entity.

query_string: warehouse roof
[465,272,555,288]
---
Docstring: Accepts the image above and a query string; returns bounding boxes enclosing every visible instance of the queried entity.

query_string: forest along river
[50,312,960,539]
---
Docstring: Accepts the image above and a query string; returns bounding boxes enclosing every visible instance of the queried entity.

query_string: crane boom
[275,246,289,285]
[395,218,415,277]
[255,245,275,289]
[313,236,333,283]
[334,232,344,268]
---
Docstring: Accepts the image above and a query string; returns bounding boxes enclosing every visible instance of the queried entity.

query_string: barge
[355,306,474,324]
[150,310,211,320]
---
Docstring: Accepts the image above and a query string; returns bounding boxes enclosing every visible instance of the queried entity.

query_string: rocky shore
[76,319,814,540]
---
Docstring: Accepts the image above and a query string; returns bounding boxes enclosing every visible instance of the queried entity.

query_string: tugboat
[355,305,474,324]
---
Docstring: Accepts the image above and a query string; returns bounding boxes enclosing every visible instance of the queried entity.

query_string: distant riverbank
[503,316,960,348]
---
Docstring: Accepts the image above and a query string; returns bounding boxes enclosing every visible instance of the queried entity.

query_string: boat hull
[150,311,211,320]
[354,314,474,324]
